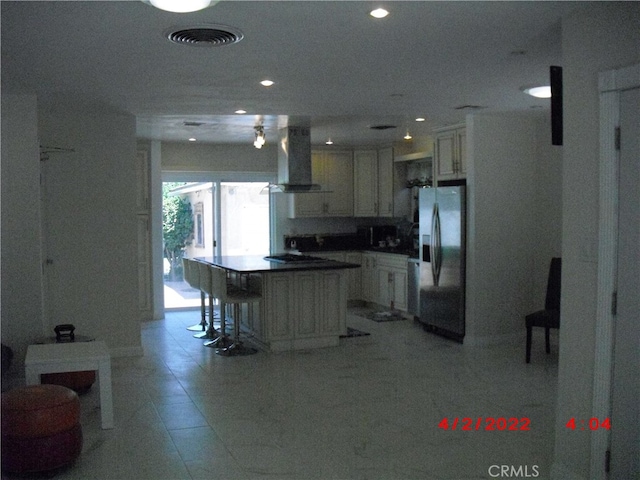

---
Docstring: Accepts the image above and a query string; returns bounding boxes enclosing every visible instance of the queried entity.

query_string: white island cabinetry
[260,269,348,351]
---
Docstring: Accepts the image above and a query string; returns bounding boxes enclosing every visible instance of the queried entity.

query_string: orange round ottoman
[1,384,82,474]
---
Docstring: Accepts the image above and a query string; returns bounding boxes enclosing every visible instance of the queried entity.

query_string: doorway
[162,180,271,310]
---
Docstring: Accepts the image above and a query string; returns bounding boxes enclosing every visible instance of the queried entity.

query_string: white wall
[161,141,277,174]
[552,3,640,479]
[465,111,561,346]
[37,106,141,357]
[1,94,44,371]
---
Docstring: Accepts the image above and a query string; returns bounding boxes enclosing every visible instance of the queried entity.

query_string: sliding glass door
[219,182,270,256]
[162,178,271,310]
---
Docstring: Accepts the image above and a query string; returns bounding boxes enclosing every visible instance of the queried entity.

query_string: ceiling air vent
[166,25,244,47]
[369,125,397,130]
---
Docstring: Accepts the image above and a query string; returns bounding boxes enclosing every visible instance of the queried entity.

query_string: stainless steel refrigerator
[418,186,466,342]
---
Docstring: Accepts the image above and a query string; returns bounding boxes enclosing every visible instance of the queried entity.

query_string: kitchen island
[196,255,360,352]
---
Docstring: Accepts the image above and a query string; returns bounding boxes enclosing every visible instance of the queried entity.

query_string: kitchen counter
[195,255,360,273]
[291,247,418,259]
[196,255,359,352]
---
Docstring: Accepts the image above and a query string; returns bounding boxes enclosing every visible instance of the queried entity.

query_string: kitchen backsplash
[284,233,366,252]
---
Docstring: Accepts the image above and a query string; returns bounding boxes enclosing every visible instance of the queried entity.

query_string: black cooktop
[264,253,326,263]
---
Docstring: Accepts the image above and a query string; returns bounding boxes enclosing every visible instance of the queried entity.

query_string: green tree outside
[163,182,194,281]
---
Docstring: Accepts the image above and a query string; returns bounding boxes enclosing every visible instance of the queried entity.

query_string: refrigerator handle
[430,203,439,286]
[433,203,442,285]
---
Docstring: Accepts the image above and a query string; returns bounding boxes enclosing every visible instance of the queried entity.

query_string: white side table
[25,341,114,429]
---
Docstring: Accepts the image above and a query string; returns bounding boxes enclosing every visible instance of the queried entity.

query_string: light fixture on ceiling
[370,8,389,19]
[415,117,426,122]
[254,126,266,149]
[404,131,413,140]
[522,85,552,98]
[143,0,218,13]
[325,138,334,145]
[188,137,197,142]
[235,109,247,114]
[260,80,275,87]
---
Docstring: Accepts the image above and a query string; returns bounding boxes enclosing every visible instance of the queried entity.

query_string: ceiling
[1,1,583,148]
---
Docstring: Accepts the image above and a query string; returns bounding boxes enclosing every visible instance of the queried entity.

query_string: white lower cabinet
[372,252,409,312]
[315,251,362,301]
[300,250,408,312]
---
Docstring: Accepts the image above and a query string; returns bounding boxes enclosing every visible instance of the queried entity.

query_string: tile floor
[3,309,559,480]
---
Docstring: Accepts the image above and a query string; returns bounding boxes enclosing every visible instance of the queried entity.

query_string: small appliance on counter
[357,225,398,248]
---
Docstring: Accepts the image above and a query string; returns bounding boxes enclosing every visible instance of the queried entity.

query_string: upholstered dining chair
[525,257,562,363]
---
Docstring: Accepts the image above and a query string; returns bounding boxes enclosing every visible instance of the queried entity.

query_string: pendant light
[254,126,266,149]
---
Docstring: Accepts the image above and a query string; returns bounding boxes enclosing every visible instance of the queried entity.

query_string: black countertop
[195,255,360,274]
[293,247,419,259]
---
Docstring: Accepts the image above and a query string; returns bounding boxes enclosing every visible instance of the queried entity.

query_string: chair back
[545,257,562,312]
[182,258,199,290]
[210,265,229,303]
[197,261,213,296]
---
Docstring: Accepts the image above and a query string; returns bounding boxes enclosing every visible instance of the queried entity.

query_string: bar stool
[205,265,261,356]
[195,260,228,345]
[183,258,207,333]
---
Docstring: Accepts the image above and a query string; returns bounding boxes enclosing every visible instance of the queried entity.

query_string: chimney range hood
[270,126,323,193]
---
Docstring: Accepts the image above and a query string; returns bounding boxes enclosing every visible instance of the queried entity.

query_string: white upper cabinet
[353,149,378,217]
[354,147,395,217]
[434,124,466,183]
[288,150,353,218]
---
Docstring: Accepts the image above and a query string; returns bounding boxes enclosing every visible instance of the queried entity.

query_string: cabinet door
[324,150,354,216]
[377,266,393,308]
[266,274,295,339]
[361,253,377,302]
[457,128,467,176]
[295,272,320,337]
[136,150,149,213]
[353,150,378,216]
[137,215,151,316]
[319,271,346,335]
[391,268,408,311]
[377,147,394,217]
[344,252,362,301]
[435,130,457,180]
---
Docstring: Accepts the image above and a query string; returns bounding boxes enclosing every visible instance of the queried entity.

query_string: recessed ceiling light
[235,109,247,114]
[415,117,426,122]
[260,80,274,87]
[188,137,197,142]
[370,8,389,19]
[145,0,218,13]
[522,86,552,98]
[325,139,334,145]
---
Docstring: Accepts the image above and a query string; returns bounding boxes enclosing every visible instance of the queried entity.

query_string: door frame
[159,171,275,312]
[591,62,640,478]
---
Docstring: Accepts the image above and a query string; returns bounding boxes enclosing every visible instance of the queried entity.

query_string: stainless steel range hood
[271,125,323,193]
